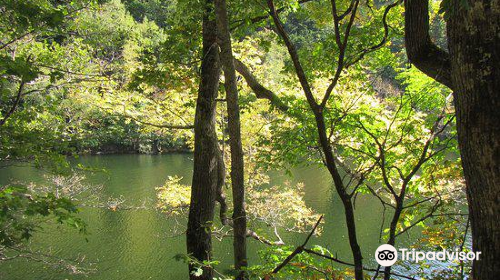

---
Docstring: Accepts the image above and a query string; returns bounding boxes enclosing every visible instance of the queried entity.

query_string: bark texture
[186,1,222,279]
[405,1,500,278]
[447,1,500,278]
[215,0,248,278]
[404,0,453,88]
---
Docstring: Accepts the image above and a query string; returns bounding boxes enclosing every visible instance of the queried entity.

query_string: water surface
[0,154,413,280]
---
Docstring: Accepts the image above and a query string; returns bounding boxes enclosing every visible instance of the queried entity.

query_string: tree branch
[404,0,453,89]
[99,105,195,129]
[233,58,289,112]
[266,0,318,110]
[123,114,194,129]
[271,215,323,274]
[303,248,417,280]
[345,0,403,68]
[230,0,317,31]
[0,81,25,126]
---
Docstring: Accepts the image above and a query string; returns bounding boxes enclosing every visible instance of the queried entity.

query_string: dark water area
[0,154,421,280]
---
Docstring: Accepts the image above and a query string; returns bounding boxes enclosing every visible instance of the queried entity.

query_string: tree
[262,1,400,278]
[232,1,467,279]
[215,0,248,278]
[404,1,500,278]
[185,0,223,279]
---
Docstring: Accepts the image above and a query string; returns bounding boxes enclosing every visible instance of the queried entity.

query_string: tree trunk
[314,112,364,280]
[384,199,403,280]
[405,1,500,278]
[186,0,222,278]
[447,1,500,278]
[151,138,160,154]
[264,1,364,278]
[215,0,248,278]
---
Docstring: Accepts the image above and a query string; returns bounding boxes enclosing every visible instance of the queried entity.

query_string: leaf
[191,267,203,277]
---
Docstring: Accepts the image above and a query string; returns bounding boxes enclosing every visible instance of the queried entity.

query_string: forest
[0,0,498,279]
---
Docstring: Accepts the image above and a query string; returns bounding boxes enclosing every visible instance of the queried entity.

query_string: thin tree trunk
[447,1,500,278]
[186,0,222,278]
[215,0,248,278]
[265,1,364,278]
[383,199,403,280]
[314,112,364,280]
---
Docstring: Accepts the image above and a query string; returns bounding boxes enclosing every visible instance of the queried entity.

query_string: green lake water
[0,154,417,280]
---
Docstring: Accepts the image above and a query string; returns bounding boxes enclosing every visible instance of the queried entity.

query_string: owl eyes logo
[378,250,396,261]
[375,244,398,266]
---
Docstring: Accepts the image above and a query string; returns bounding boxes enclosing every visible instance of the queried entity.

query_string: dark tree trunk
[384,198,403,280]
[265,0,364,278]
[314,113,364,280]
[447,1,500,278]
[214,0,248,279]
[405,1,500,278]
[404,0,452,88]
[151,138,161,155]
[186,0,222,279]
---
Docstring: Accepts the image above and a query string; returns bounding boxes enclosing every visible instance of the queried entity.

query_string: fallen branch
[271,215,323,274]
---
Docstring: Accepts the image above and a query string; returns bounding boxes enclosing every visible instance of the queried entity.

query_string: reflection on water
[0,154,415,280]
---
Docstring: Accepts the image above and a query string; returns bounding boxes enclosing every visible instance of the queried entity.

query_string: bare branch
[0,80,25,126]
[271,215,323,274]
[266,0,318,110]
[0,31,33,51]
[302,248,417,280]
[395,199,442,238]
[122,113,194,129]
[320,0,360,109]
[230,0,317,31]
[346,0,403,67]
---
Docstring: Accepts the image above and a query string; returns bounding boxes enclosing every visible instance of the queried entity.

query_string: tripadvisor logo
[375,244,398,266]
[375,244,482,267]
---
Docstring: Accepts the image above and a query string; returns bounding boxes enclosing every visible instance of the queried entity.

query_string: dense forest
[0,0,498,280]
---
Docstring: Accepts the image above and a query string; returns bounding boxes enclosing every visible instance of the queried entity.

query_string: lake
[0,154,418,280]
